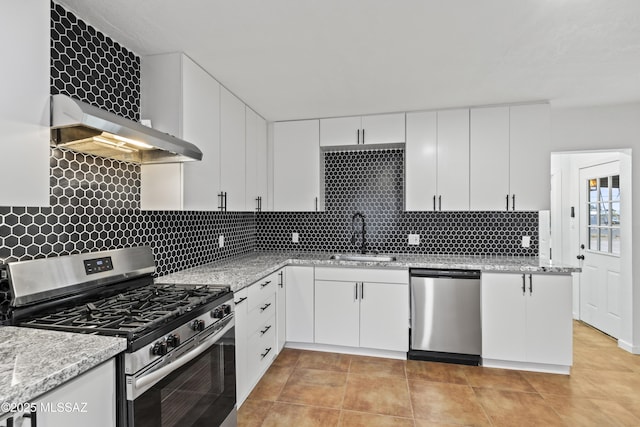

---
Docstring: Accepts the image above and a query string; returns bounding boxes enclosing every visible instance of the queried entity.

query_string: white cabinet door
[276,269,286,352]
[0,1,49,207]
[315,280,360,347]
[470,106,510,211]
[437,109,470,210]
[481,273,527,362]
[34,359,116,427]
[360,113,405,145]
[285,266,315,343]
[141,53,221,211]
[320,116,361,146]
[256,115,268,211]
[182,58,221,211]
[320,114,405,146]
[245,107,259,211]
[273,120,320,211]
[359,282,409,351]
[509,103,551,211]
[526,274,572,366]
[220,87,246,211]
[405,111,437,211]
[233,288,249,405]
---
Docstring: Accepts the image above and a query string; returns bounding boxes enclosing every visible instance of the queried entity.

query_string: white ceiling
[56,0,640,121]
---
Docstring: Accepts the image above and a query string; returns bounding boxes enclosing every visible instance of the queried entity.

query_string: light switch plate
[292,232,299,243]
[408,234,420,245]
[218,235,224,248]
[521,236,531,248]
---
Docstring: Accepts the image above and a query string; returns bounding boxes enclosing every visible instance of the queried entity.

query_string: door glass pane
[612,228,621,255]
[611,202,620,225]
[598,203,609,225]
[599,228,609,253]
[589,179,598,203]
[588,203,598,226]
[599,177,609,201]
[589,227,598,250]
[611,175,620,201]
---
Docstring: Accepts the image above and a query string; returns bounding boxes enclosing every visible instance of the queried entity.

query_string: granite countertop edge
[156,251,580,292]
[0,327,127,414]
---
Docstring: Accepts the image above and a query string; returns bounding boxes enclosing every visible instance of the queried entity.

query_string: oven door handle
[133,318,234,397]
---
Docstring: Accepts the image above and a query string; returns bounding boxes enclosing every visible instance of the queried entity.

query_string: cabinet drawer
[248,293,276,332]
[248,272,278,310]
[315,267,408,284]
[248,325,276,379]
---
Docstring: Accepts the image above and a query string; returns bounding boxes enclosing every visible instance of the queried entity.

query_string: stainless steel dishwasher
[409,268,481,365]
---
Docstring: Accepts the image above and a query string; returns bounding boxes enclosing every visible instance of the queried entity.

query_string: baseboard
[482,358,570,375]
[618,338,640,354]
[284,342,407,360]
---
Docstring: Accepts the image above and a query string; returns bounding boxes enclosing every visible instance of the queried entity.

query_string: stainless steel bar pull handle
[260,347,272,359]
[521,274,526,295]
[529,274,533,295]
[357,129,360,144]
[506,194,509,211]
[260,325,272,335]
[360,282,364,299]
[260,303,271,312]
[234,296,247,305]
[261,280,271,288]
[315,197,318,211]
[354,283,358,301]
[438,195,442,211]
[512,194,516,211]
[433,195,436,211]
[362,128,365,144]
[278,271,284,288]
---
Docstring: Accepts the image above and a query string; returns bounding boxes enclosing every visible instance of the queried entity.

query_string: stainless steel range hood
[50,94,203,163]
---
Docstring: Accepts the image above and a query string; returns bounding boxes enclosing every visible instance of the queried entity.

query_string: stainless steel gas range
[2,246,236,427]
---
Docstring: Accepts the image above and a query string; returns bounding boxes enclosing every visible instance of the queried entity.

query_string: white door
[359,282,409,351]
[319,116,361,146]
[220,87,246,211]
[578,162,621,338]
[360,113,406,144]
[314,281,360,347]
[437,109,470,210]
[276,269,286,352]
[285,266,315,343]
[405,111,437,211]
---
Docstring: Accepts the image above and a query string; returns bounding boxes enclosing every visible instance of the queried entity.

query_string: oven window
[132,329,236,427]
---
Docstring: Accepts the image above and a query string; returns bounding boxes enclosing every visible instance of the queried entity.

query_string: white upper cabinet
[220,87,247,211]
[141,53,221,210]
[273,120,320,211]
[470,103,550,211]
[0,1,50,207]
[470,106,510,211]
[406,109,469,211]
[320,113,405,146]
[509,103,551,211]
[245,107,268,211]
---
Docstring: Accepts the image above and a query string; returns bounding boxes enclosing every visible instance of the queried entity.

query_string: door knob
[576,255,585,260]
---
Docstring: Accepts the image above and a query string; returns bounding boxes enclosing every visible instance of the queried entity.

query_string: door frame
[550,149,633,351]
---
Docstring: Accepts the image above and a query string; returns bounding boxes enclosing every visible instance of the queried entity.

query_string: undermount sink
[330,253,397,262]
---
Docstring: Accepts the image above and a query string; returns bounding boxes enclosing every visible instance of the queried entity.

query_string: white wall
[551,103,640,353]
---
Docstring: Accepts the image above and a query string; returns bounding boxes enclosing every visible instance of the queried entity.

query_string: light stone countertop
[0,326,126,415]
[156,251,579,292]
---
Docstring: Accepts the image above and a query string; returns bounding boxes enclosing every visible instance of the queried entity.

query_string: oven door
[127,319,236,427]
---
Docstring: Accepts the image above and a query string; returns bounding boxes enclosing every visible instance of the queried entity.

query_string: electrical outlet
[292,232,299,243]
[218,235,224,248]
[408,234,420,245]
[521,236,531,248]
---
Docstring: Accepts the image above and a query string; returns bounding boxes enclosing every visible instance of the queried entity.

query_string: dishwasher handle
[410,269,480,280]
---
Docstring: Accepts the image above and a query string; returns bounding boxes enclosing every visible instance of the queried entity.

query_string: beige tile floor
[238,321,640,426]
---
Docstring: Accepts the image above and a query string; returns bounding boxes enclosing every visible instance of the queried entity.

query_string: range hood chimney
[50,94,203,164]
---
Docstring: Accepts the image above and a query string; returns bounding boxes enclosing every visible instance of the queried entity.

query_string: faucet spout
[351,212,367,254]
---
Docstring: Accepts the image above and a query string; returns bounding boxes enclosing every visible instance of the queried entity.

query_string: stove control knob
[212,307,224,319]
[191,319,205,332]
[166,334,180,348]
[152,340,168,356]
[223,304,231,315]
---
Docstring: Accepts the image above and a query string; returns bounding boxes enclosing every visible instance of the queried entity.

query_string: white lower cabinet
[285,266,315,343]
[2,359,116,427]
[314,268,409,352]
[235,269,282,406]
[481,272,573,373]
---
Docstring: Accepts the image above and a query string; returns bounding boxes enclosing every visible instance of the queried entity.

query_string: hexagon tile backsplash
[0,147,256,276]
